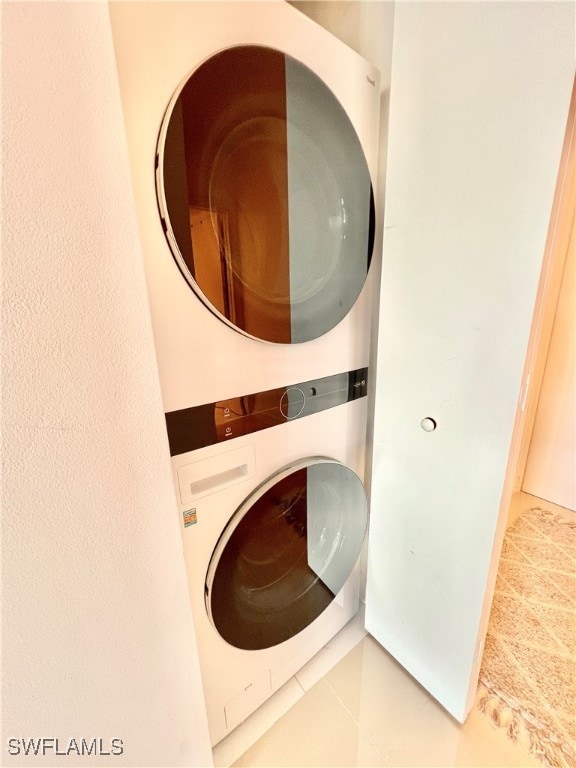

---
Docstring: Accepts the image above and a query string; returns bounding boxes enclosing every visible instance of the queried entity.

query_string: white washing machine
[110,0,380,747]
[169,371,369,745]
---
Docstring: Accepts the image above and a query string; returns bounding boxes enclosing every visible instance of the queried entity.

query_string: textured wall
[1,3,212,765]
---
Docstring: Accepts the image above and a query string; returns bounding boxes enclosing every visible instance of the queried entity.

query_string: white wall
[2,3,212,766]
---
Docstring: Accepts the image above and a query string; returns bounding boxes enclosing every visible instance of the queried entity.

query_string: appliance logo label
[183,508,197,528]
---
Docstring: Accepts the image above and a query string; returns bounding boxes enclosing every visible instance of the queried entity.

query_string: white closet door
[366,2,574,723]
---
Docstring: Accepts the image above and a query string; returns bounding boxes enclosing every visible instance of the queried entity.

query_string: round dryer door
[156,45,375,344]
[205,458,368,650]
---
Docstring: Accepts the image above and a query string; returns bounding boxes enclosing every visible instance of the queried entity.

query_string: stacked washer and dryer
[111,0,380,747]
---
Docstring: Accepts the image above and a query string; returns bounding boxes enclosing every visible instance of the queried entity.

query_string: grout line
[321,660,392,764]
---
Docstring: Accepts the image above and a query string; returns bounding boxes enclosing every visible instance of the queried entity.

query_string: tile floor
[224,632,540,768]
[212,492,572,768]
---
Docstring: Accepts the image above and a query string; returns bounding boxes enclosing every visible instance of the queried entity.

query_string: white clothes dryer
[110,0,380,746]
[110,0,380,411]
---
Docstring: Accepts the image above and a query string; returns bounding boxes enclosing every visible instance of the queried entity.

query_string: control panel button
[280,387,305,420]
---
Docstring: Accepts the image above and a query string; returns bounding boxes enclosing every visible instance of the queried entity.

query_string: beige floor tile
[322,635,542,768]
[295,606,368,692]
[214,678,305,767]
[231,635,541,768]
[381,696,461,767]
[322,635,439,758]
[232,678,387,767]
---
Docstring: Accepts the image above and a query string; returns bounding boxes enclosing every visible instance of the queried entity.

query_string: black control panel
[165,367,368,456]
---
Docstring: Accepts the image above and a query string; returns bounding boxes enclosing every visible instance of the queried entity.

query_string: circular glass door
[205,459,368,650]
[157,46,375,344]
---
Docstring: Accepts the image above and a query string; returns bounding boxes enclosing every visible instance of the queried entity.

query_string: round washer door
[205,458,368,650]
[157,45,375,344]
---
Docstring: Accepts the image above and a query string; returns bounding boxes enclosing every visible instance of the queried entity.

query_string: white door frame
[511,79,575,499]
